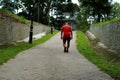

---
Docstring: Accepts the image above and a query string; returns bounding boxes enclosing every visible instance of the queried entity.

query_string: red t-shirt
[61,24,72,38]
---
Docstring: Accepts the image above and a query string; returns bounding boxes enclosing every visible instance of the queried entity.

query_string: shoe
[64,47,67,52]
[66,48,69,53]
[64,47,69,53]
[66,50,68,52]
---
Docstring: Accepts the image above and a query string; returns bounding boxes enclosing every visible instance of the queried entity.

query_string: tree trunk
[97,14,101,22]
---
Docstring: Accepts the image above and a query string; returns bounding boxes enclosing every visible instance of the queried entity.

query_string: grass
[0,9,45,27]
[0,9,30,24]
[93,17,120,26]
[76,31,120,80]
[0,31,58,65]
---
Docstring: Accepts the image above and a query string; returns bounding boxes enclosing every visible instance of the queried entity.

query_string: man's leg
[63,38,67,52]
[66,38,71,52]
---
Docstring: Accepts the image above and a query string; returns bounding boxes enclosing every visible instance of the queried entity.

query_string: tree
[78,0,112,22]
[50,0,79,29]
[76,7,89,31]
[51,0,79,17]
[1,0,15,13]
[20,0,53,25]
[109,2,120,19]
[13,0,23,14]
[0,0,22,13]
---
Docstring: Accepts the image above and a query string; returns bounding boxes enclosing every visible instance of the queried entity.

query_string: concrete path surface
[0,32,114,80]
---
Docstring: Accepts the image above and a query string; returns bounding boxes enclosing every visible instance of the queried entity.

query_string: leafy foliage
[0,0,22,13]
[109,2,120,19]
[50,0,79,29]
[78,0,112,22]
[20,0,53,24]
[76,7,89,31]
[0,0,79,26]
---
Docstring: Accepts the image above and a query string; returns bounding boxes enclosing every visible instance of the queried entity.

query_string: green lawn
[0,31,58,65]
[76,31,120,80]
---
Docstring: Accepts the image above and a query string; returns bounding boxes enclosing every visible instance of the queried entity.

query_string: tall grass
[0,31,58,65]
[93,17,120,26]
[76,31,120,80]
[0,9,30,23]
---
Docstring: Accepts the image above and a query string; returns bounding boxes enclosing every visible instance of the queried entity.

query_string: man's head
[65,22,69,25]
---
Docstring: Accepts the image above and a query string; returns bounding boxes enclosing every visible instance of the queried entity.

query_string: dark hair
[65,22,69,24]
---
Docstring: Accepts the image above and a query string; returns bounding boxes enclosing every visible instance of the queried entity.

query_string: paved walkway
[0,32,113,80]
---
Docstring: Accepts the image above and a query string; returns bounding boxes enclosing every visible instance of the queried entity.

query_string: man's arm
[70,27,73,39]
[61,30,63,39]
[61,27,63,39]
[71,30,73,39]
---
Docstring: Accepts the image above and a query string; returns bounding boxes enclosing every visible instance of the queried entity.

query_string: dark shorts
[63,37,71,44]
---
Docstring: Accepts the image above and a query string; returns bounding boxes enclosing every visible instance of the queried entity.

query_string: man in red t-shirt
[61,22,73,52]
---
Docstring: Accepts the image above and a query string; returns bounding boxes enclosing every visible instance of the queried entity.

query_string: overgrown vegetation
[76,31,120,80]
[93,17,120,26]
[0,31,58,65]
[0,9,29,23]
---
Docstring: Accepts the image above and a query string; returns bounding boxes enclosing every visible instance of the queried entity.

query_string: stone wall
[0,16,50,45]
[90,21,120,54]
